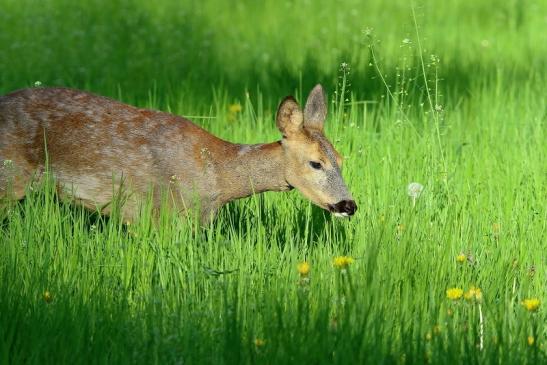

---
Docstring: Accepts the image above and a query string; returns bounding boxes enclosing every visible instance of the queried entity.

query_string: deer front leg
[199,203,221,227]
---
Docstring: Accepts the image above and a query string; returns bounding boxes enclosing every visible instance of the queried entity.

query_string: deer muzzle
[328,200,357,217]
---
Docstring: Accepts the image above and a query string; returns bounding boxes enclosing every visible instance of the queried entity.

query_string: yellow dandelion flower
[333,256,354,269]
[446,288,463,300]
[527,336,534,346]
[228,103,242,114]
[297,261,310,276]
[228,103,243,122]
[456,253,466,264]
[43,290,53,303]
[522,298,540,312]
[464,286,482,302]
[425,332,432,341]
[254,338,266,348]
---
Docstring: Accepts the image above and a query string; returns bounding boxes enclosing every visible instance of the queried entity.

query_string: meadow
[0,0,545,364]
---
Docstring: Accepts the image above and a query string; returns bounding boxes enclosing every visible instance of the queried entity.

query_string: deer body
[0,86,356,224]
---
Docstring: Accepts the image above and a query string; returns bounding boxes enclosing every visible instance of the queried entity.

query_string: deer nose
[331,200,357,216]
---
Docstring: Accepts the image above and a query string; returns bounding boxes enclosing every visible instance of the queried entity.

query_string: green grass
[0,0,545,364]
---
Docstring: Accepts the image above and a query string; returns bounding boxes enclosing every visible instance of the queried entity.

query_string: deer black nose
[331,200,357,216]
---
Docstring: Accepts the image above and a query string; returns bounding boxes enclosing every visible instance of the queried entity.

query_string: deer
[0,84,356,225]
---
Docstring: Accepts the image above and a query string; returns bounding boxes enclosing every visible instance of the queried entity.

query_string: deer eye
[309,161,322,170]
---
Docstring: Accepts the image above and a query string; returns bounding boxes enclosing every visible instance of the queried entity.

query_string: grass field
[0,0,545,364]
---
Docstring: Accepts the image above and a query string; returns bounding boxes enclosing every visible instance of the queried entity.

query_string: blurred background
[1,0,545,110]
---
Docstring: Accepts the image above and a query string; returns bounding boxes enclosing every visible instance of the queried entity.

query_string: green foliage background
[0,0,545,364]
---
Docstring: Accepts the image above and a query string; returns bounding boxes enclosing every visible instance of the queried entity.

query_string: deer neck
[217,141,291,202]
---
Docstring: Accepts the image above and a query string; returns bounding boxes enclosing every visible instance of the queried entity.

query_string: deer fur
[0,85,356,224]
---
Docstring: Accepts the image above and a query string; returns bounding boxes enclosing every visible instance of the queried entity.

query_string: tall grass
[1,0,545,364]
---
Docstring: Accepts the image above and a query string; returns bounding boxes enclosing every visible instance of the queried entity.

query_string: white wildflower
[407,182,424,207]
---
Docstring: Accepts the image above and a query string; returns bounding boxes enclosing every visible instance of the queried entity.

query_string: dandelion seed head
[362,27,373,36]
[407,182,424,199]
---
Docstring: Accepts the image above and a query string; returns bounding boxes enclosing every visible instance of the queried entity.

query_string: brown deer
[0,84,356,224]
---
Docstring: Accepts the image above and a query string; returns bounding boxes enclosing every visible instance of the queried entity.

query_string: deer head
[276,84,357,217]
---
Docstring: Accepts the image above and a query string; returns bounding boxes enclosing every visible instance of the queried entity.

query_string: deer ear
[276,96,303,138]
[303,84,327,131]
